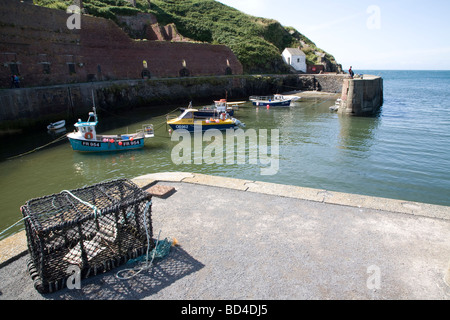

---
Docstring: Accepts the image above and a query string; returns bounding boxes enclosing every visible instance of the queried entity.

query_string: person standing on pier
[349,66,354,79]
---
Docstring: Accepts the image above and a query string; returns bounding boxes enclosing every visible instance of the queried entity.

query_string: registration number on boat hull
[122,140,141,146]
[81,141,101,147]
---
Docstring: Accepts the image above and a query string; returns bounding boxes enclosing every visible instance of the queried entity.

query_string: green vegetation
[32,0,73,10]
[33,0,340,74]
[34,0,141,20]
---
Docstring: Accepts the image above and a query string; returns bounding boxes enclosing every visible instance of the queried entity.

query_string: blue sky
[217,0,450,70]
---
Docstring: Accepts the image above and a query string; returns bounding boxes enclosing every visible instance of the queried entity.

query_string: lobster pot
[21,179,153,294]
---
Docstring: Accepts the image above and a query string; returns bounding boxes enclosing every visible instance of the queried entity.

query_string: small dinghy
[47,120,66,131]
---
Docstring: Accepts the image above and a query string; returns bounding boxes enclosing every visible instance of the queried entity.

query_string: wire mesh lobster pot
[21,179,154,294]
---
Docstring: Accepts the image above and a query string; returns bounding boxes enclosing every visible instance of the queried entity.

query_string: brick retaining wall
[0,0,242,89]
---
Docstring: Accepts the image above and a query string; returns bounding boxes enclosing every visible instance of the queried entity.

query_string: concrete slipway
[0,172,449,300]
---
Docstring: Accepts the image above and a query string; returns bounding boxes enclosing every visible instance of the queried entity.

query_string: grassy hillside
[33,0,341,74]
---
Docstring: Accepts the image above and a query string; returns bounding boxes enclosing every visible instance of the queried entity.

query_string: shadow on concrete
[42,245,204,300]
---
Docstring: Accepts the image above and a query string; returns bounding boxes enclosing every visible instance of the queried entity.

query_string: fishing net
[21,179,154,294]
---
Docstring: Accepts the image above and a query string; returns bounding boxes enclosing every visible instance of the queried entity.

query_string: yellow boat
[167,108,244,132]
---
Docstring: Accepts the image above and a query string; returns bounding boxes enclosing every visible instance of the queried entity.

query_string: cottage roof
[283,48,306,56]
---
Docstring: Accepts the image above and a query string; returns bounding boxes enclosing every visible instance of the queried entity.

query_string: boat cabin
[177,108,198,120]
[74,111,98,140]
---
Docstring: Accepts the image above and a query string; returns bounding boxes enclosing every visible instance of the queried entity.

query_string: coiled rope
[115,201,164,280]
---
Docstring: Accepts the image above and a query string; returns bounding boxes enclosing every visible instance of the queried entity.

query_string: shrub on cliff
[146,0,312,73]
[148,0,340,73]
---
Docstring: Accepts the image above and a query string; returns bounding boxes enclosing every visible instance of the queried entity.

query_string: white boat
[250,95,292,107]
[330,99,341,112]
[47,120,66,131]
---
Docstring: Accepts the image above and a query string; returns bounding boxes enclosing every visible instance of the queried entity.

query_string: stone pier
[339,75,383,116]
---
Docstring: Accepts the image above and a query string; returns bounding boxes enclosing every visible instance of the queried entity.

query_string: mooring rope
[6,133,68,160]
[0,215,28,237]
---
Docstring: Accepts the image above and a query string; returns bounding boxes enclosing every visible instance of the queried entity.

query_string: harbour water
[1,70,449,240]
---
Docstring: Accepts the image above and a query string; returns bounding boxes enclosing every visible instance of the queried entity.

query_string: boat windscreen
[179,110,194,119]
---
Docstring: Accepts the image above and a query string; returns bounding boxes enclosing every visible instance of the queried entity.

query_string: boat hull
[68,137,145,152]
[168,123,237,132]
[252,100,292,107]
[47,120,66,131]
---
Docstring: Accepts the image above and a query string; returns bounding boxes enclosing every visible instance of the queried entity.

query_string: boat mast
[91,90,97,115]
[91,89,98,122]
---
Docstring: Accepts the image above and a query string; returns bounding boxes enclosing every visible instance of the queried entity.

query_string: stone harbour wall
[339,75,383,116]
[0,75,291,130]
[0,68,382,132]
[298,74,348,93]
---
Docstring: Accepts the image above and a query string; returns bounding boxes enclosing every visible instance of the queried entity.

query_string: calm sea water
[0,70,449,239]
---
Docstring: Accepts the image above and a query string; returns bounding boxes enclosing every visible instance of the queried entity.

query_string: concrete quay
[0,172,449,300]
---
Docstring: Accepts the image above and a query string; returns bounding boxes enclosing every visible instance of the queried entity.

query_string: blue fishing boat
[67,108,154,152]
[250,95,292,107]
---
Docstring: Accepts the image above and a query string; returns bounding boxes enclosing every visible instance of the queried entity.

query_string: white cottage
[282,48,307,73]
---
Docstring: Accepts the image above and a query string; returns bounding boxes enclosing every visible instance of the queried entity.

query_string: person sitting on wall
[349,66,355,79]
[13,75,20,88]
[141,69,151,79]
